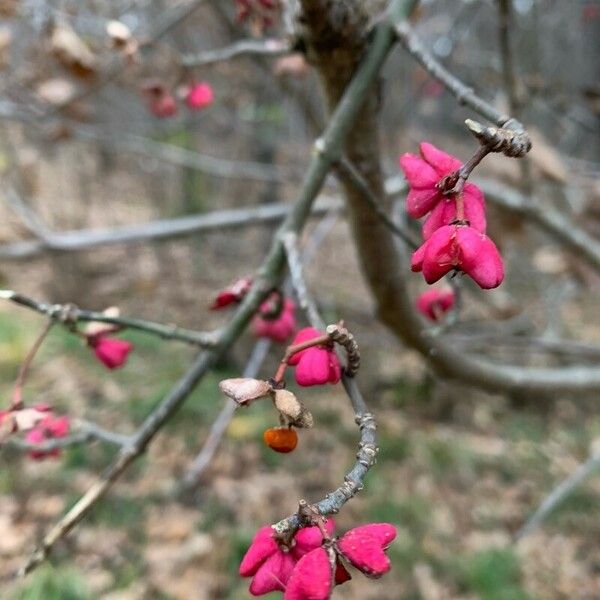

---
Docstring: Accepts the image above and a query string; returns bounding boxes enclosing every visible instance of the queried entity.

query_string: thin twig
[0,197,341,260]
[182,38,292,66]
[515,451,600,540]
[336,157,420,249]
[0,290,216,348]
[11,320,54,410]
[6,419,131,452]
[395,20,527,136]
[16,3,405,574]
[76,130,295,183]
[444,332,600,361]
[282,233,325,329]
[181,338,272,489]
[273,223,378,540]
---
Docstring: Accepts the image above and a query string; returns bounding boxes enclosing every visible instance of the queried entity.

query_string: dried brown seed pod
[219,378,272,405]
[274,389,314,428]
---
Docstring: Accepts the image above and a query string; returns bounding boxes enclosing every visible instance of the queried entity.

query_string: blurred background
[0,0,598,598]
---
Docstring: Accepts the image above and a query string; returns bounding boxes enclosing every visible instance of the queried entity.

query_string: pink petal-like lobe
[398,153,439,189]
[249,551,296,595]
[292,520,335,559]
[239,526,279,577]
[337,530,392,578]
[419,142,462,176]
[284,547,333,600]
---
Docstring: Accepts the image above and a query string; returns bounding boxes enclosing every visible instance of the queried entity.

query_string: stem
[272,334,331,383]
[11,320,54,410]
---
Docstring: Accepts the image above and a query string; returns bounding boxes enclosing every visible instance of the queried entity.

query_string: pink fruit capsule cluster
[252,297,297,343]
[141,81,214,119]
[399,142,504,289]
[239,520,396,598]
[288,328,341,386]
[416,288,455,321]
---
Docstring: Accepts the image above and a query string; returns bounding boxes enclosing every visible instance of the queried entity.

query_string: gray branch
[0,197,341,260]
[181,338,272,489]
[182,38,292,66]
[0,290,216,347]
[515,450,600,540]
[274,223,378,539]
[337,157,420,248]
[6,419,131,452]
[395,20,527,137]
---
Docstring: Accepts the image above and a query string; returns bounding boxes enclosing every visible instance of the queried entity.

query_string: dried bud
[106,20,132,47]
[273,389,313,429]
[326,324,360,377]
[465,118,531,158]
[219,378,272,405]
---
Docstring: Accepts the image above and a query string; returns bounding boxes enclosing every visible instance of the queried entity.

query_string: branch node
[465,118,531,158]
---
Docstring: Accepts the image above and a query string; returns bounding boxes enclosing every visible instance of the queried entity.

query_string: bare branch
[282,233,325,329]
[6,419,131,452]
[395,20,529,141]
[477,178,600,273]
[76,129,295,183]
[515,450,600,540]
[336,158,420,248]
[182,38,292,66]
[0,290,217,348]
[445,332,600,362]
[181,338,272,489]
[0,197,341,260]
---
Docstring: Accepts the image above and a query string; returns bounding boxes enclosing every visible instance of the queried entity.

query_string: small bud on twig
[326,324,360,376]
[465,118,531,158]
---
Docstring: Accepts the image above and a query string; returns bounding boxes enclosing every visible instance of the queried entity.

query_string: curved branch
[274,230,377,538]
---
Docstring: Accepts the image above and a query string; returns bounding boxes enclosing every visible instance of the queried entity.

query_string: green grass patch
[457,548,533,600]
[368,495,431,537]
[10,565,91,600]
